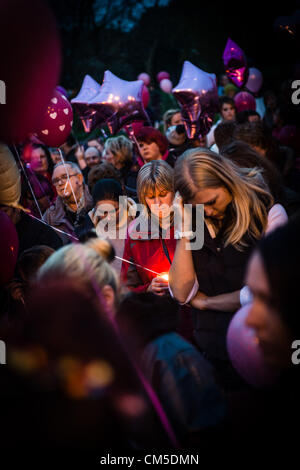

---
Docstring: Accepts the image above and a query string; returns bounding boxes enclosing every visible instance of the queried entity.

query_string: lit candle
[160,273,169,282]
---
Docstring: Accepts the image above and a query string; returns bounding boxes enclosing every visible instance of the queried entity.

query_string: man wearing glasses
[43,162,93,244]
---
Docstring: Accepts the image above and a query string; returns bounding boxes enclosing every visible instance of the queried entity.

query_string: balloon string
[58,148,79,211]
[13,144,44,219]
[27,213,161,276]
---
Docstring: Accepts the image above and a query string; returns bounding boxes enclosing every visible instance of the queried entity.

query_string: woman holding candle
[121,160,176,295]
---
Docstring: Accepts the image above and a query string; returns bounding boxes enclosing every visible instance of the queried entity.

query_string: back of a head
[222,140,283,201]
[17,245,55,281]
[37,244,118,302]
[117,292,179,350]
[234,121,268,151]
[88,163,121,194]
[214,121,236,151]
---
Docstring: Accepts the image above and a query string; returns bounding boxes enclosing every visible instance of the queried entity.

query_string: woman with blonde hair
[121,160,177,295]
[37,243,120,316]
[169,148,287,389]
[103,135,138,194]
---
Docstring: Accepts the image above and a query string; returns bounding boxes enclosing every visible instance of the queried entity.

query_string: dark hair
[92,178,123,206]
[88,163,121,194]
[136,127,169,156]
[222,140,284,203]
[234,122,268,150]
[258,216,300,337]
[116,292,179,351]
[214,122,236,150]
[236,110,260,124]
[219,96,236,112]
[32,143,54,175]
[17,245,55,282]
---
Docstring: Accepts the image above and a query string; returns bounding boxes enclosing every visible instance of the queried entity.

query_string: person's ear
[77,173,84,185]
[101,285,116,314]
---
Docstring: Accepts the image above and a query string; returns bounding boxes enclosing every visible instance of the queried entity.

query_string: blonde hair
[174,148,273,249]
[104,135,133,168]
[137,160,174,216]
[163,109,181,132]
[37,244,119,296]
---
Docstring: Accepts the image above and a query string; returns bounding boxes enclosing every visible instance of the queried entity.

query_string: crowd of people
[0,79,300,454]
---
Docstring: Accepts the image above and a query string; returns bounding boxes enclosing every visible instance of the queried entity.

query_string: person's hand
[74,145,87,169]
[173,191,193,238]
[190,291,208,310]
[147,276,169,296]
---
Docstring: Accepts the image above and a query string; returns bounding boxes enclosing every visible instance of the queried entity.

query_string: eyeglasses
[52,173,78,186]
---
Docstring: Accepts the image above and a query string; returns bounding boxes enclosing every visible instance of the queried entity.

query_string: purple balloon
[222,38,249,88]
[71,75,101,133]
[88,70,150,135]
[246,67,263,94]
[234,91,256,113]
[227,304,279,388]
[172,61,219,139]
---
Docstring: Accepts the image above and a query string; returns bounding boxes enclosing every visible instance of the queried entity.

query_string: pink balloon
[234,91,256,113]
[142,85,150,108]
[36,89,73,147]
[157,71,170,82]
[172,61,219,139]
[246,68,263,94]
[71,75,101,133]
[0,0,61,144]
[222,38,248,88]
[159,79,173,94]
[227,304,279,388]
[88,70,150,135]
[138,73,151,86]
[0,210,19,285]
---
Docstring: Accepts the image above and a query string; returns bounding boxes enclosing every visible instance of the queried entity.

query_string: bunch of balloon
[172,61,219,140]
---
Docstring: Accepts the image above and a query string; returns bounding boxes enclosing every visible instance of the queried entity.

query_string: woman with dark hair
[207,97,237,148]
[136,127,176,167]
[23,142,54,180]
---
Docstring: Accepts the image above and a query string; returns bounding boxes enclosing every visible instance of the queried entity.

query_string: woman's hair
[163,109,181,132]
[32,143,54,175]
[136,127,169,156]
[104,135,133,169]
[88,163,121,194]
[137,160,174,215]
[174,148,273,249]
[37,244,119,301]
[222,140,284,203]
[17,245,55,281]
[85,238,116,263]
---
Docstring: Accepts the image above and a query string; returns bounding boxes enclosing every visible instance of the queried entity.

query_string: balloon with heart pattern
[36,89,73,147]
